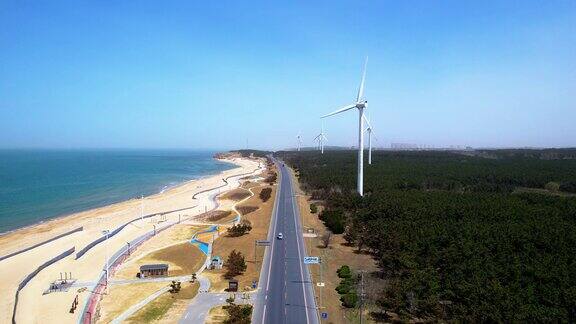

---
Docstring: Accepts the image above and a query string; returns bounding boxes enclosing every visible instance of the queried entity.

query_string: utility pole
[102,229,110,293]
[319,256,323,310]
[360,271,365,324]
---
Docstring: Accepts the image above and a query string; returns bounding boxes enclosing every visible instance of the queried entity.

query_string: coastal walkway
[85,161,264,324]
[107,163,265,323]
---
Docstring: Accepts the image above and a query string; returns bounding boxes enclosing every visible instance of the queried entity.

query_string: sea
[0,149,235,234]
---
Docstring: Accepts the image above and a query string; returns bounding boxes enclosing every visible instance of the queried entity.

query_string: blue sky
[1,1,575,150]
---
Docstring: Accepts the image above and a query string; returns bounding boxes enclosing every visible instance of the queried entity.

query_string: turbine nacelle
[355,101,367,109]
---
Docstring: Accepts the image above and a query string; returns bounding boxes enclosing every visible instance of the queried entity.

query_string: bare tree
[319,230,332,248]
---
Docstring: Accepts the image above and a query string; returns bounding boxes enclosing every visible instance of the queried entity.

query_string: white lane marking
[287,167,311,324]
[265,195,278,291]
[262,162,283,324]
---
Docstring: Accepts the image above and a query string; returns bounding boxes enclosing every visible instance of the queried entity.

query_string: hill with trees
[275,149,576,322]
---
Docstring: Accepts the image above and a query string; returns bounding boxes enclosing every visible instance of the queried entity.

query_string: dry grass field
[98,282,168,323]
[208,183,276,292]
[206,305,227,323]
[290,168,378,324]
[126,281,200,323]
[115,242,206,280]
[219,189,251,201]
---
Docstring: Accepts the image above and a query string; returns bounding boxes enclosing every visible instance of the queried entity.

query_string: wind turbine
[321,58,368,196]
[363,114,377,165]
[296,133,302,151]
[314,123,328,154]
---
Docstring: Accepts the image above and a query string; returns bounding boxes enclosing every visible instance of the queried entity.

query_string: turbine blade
[321,104,356,118]
[362,114,372,130]
[356,57,368,102]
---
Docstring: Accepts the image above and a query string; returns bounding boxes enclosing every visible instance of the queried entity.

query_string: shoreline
[0,157,237,238]
[0,155,263,324]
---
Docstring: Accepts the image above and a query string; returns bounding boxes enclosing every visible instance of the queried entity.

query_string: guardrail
[78,221,175,324]
[0,227,82,262]
[12,247,75,324]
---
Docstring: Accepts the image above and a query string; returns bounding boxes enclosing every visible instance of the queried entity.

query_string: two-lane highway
[253,160,319,324]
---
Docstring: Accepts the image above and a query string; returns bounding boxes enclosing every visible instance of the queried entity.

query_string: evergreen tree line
[275,150,576,322]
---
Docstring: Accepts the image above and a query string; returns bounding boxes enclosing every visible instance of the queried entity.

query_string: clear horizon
[1,1,575,150]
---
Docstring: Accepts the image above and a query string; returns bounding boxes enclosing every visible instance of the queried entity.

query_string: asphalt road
[252,160,319,324]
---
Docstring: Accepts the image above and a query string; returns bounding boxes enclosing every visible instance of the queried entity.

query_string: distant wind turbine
[322,57,369,196]
[314,123,328,154]
[296,133,302,151]
[363,114,377,165]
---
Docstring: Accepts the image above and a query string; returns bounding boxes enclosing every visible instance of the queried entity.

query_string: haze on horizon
[1,1,574,151]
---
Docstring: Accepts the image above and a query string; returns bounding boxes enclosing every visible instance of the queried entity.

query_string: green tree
[225,250,247,279]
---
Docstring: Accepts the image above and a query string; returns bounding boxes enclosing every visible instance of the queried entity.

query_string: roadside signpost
[256,240,271,246]
[304,256,324,310]
[303,256,320,264]
[254,240,271,262]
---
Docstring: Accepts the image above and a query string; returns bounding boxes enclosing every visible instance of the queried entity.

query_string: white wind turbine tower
[296,133,302,151]
[364,113,377,165]
[321,58,369,196]
[314,123,328,154]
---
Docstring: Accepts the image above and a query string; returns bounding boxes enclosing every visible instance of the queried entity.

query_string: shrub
[335,282,351,295]
[335,277,355,295]
[310,203,318,213]
[227,220,252,237]
[259,187,272,202]
[224,304,253,324]
[224,250,247,279]
[318,209,345,234]
[340,292,359,308]
[319,230,332,248]
[236,206,258,216]
[265,172,277,184]
[545,181,560,192]
[337,265,352,279]
[169,280,181,293]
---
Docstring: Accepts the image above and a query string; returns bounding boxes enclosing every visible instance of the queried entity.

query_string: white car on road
[277,232,283,240]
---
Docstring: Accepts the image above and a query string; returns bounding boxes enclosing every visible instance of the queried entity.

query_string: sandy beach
[0,155,262,324]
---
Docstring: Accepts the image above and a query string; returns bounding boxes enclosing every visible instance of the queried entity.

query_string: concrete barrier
[12,247,75,324]
[0,227,82,262]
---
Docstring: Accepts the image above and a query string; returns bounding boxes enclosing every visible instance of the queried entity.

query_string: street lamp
[102,229,110,289]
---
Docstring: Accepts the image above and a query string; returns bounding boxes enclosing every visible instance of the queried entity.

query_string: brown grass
[289,168,378,324]
[236,205,259,216]
[115,242,206,279]
[206,305,228,324]
[168,224,203,241]
[99,282,168,323]
[126,281,200,323]
[209,184,275,292]
[219,189,251,201]
[197,210,233,222]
